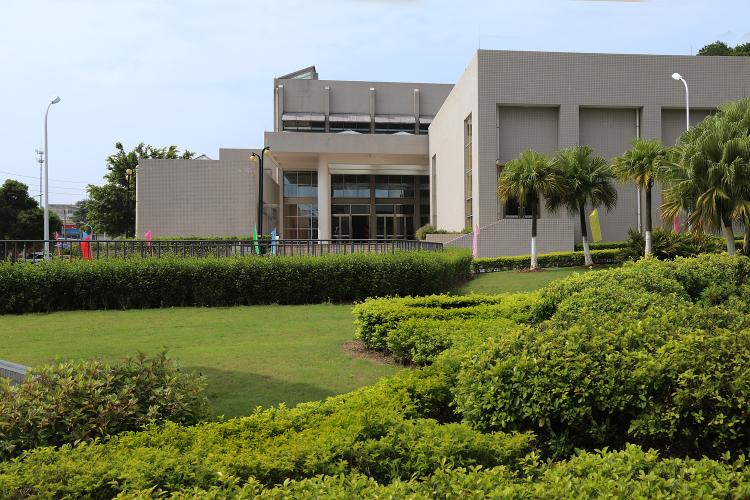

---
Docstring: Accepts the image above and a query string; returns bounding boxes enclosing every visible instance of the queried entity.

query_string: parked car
[24,252,47,263]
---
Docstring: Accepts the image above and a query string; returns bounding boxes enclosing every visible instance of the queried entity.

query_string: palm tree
[611,139,668,257]
[662,115,750,255]
[498,150,563,270]
[547,146,617,266]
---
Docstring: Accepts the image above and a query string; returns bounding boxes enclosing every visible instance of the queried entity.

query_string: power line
[0,170,91,185]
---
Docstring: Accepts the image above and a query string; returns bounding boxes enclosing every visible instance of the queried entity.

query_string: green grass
[0,268,589,419]
[456,267,595,295]
[0,305,400,419]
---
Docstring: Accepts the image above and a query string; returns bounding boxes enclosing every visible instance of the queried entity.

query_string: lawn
[0,304,399,418]
[456,266,594,294]
[0,267,589,419]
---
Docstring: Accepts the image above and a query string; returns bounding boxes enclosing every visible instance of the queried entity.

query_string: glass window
[374,121,415,134]
[283,202,318,239]
[330,121,371,134]
[375,175,414,199]
[331,175,369,198]
[284,171,318,198]
[282,119,325,132]
[419,122,430,135]
[464,114,473,229]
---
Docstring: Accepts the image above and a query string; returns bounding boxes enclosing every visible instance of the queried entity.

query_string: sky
[1,0,749,204]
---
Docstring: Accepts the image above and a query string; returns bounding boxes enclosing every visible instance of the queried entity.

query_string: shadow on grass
[189,366,338,419]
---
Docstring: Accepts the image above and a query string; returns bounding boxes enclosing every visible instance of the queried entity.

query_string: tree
[0,179,61,239]
[71,199,89,228]
[612,139,668,257]
[85,142,194,237]
[662,105,750,255]
[698,41,734,56]
[548,146,617,266]
[698,41,750,56]
[498,150,563,270]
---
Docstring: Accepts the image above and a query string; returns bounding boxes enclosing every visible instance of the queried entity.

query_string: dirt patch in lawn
[342,340,399,365]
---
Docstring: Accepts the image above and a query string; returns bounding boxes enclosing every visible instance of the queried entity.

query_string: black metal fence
[1,239,443,262]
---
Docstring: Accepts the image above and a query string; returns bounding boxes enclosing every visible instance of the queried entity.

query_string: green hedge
[126,446,750,498]
[0,251,472,313]
[454,255,750,458]
[386,317,518,365]
[0,372,533,498]
[353,293,538,351]
[0,353,208,461]
[472,248,630,272]
[573,240,629,251]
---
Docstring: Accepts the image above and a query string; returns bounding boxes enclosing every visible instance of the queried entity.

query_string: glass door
[332,214,351,240]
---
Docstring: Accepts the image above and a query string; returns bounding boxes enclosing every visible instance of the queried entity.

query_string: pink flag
[472,225,480,258]
[673,215,680,233]
[145,230,152,248]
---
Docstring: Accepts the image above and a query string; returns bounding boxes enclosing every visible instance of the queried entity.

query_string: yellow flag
[589,209,602,242]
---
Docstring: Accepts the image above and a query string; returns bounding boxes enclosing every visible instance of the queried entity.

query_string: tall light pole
[249,147,271,239]
[43,96,61,259]
[125,168,135,238]
[671,73,689,132]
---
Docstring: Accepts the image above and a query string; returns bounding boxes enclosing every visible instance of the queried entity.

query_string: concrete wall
[276,78,453,124]
[441,218,575,257]
[136,149,279,238]
[428,54,479,231]
[470,50,750,242]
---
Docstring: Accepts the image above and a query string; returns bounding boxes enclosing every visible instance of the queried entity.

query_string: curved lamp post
[249,147,271,238]
[43,95,61,259]
[671,73,689,132]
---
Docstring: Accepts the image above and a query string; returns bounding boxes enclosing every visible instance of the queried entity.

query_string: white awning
[282,112,325,122]
[329,114,371,123]
[374,115,416,124]
[418,116,434,124]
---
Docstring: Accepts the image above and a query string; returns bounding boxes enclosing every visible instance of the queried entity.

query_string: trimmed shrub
[574,240,629,251]
[415,224,471,241]
[386,317,518,365]
[124,446,750,498]
[353,293,539,351]
[0,374,534,498]
[626,228,726,259]
[472,248,629,272]
[0,251,472,314]
[0,353,208,461]
[454,257,750,458]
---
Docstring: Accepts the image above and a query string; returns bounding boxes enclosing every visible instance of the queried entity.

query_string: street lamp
[43,95,61,260]
[125,168,135,238]
[671,73,689,132]
[249,147,271,238]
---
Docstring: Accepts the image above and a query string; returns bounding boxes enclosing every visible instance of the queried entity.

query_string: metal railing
[1,239,443,262]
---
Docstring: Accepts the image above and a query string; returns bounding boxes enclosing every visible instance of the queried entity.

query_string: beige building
[137,52,750,255]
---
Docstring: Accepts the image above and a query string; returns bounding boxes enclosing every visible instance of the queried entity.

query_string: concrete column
[317,155,331,239]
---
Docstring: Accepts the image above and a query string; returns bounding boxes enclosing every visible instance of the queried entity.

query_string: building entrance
[352,215,369,239]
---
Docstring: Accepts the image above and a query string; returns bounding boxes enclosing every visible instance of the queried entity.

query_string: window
[419,122,430,135]
[283,203,318,239]
[331,175,370,198]
[464,115,473,229]
[496,164,538,219]
[282,114,325,132]
[330,121,371,134]
[283,171,318,198]
[418,175,430,227]
[375,175,414,199]
[374,121,415,134]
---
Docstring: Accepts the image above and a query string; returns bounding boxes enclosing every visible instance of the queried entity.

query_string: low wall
[441,219,575,258]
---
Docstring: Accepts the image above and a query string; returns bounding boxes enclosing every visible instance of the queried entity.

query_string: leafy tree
[698,41,734,56]
[71,199,89,228]
[86,143,194,237]
[548,146,617,266]
[662,103,750,255]
[0,179,61,239]
[497,150,563,270]
[612,139,668,257]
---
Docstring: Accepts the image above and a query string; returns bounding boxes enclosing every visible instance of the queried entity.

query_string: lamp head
[671,73,682,81]
[50,96,61,104]
[249,153,258,162]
